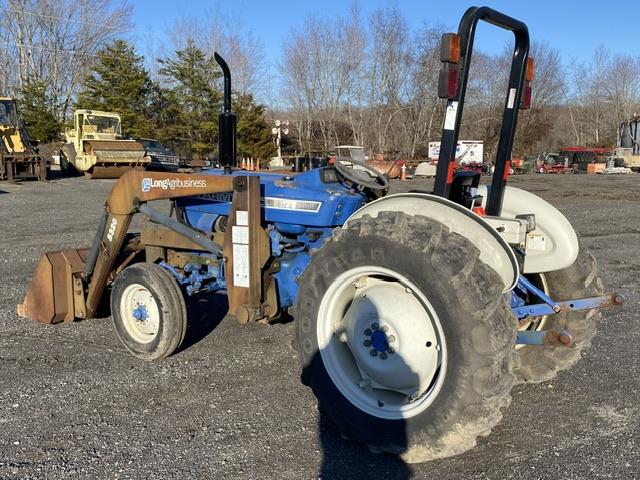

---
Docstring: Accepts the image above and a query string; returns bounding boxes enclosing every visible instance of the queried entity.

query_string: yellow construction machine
[0,97,49,181]
[60,109,147,178]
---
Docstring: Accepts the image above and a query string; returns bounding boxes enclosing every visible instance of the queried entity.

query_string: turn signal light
[525,57,535,82]
[440,33,461,64]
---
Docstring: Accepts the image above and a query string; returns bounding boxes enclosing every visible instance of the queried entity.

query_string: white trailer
[428,140,483,165]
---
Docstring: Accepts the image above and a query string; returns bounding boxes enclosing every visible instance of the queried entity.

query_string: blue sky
[130,0,638,65]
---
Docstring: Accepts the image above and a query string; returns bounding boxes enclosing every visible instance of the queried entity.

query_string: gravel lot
[0,172,637,479]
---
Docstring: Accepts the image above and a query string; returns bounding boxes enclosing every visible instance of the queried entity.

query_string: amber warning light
[437,33,461,99]
[525,57,535,82]
[440,33,461,64]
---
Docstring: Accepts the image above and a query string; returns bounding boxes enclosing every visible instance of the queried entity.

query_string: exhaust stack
[214,52,237,172]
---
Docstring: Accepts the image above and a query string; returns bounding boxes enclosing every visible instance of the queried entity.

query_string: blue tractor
[19,7,623,462]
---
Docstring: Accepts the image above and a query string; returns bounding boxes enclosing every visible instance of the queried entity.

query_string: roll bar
[433,6,530,216]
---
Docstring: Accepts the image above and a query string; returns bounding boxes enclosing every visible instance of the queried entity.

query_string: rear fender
[345,193,519,292]
[478,186,578,274]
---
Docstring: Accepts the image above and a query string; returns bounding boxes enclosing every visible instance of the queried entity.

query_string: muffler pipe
[214,52,237,172]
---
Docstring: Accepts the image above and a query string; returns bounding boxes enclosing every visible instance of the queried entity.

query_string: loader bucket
[17,249,88,324]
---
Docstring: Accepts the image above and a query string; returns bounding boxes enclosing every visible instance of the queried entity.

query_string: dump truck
[0,97,48,181]
[60,110,147,178]
[18,9,624,464]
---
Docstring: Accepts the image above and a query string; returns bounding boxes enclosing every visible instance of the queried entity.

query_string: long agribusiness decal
[141,177,207,192]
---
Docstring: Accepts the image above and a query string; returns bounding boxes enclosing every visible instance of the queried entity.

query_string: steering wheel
[334,156,389,191]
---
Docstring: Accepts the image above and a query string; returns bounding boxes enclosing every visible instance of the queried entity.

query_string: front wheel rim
[120,283,161,344]
[317,266,447,420]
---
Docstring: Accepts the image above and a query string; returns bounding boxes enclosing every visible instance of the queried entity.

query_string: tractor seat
[410,171,482,210]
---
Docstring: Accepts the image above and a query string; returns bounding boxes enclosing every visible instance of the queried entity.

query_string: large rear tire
[515,249,603,383]
[295,212,517,463]
[111,263,187,361]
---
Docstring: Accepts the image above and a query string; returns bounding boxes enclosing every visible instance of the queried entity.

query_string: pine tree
[76,40,154,137]
[158,41,222,159]
[16,79,61,143]
[235,93,275,161]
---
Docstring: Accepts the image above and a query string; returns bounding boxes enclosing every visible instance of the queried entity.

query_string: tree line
[279,5,640,160]
[2,1,639,162]
[0,0,273,161]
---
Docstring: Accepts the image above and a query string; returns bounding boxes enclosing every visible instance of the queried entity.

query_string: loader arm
[19,170,265,324]
[84,170,235,317]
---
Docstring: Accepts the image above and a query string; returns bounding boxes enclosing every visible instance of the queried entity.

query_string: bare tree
[567,47,611,145]
[404,24,446,157]
[604,53,640,143]
[366,5,412,154]
[165,11,267,98]
[0,0,132,120]
[276,5,640,159]
[281,8,363,153]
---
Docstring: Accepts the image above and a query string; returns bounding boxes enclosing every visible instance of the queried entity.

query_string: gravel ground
[0,172,637,479]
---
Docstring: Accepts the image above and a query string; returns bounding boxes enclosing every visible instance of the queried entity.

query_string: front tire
[295,212,517,462]
[111,263,187,361]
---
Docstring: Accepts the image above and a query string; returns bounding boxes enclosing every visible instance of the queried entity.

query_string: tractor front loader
[18,170,268,332]
[19,8,624,464]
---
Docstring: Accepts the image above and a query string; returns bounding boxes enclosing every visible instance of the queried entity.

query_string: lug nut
[388,335,396,343]
[371,322,379,331]
[369,349,378,357]
[381,325,389,333]
[379,352,388,360]
[387,347,395,354]
[363,339,371,347]
[364,328,372,336]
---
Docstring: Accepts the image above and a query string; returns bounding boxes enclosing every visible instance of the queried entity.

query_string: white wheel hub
[318,266,447,420]
[120,283,160,344]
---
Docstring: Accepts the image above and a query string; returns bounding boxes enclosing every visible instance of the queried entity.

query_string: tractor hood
[177,168,366,231]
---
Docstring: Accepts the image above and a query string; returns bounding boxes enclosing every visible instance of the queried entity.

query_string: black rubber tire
[60,144,79,176]
[515,248,603,383]
[295,212,518,463]
[111,263,187,361]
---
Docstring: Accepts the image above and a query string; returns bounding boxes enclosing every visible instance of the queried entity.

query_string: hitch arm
[513,293,625,320]
[513,293,624,347]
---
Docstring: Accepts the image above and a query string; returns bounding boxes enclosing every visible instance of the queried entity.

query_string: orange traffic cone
[400,164,407,181]
[241,158,246,170]
[255,158,260,171]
